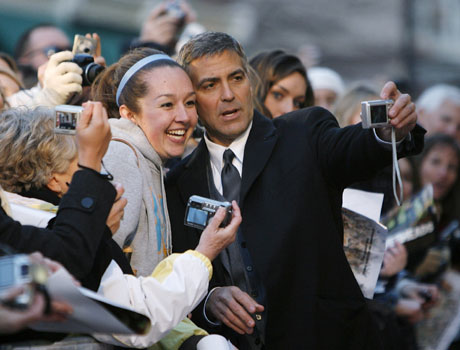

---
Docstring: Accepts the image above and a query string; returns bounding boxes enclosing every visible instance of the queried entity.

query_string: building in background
[0,0,459,96]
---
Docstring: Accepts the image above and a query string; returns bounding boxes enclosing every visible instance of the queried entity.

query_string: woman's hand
[195,201,242,261]
[380,242,407,277]
[77,101,111,172]
[106,183,128,234]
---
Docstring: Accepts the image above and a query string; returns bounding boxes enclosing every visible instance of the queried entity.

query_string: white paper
[416,270,460,350]
[31,269,148,334]
[343,188,384,223]
[342,208,387,299]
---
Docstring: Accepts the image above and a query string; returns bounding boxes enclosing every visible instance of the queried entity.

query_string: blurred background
[0,0,459,97]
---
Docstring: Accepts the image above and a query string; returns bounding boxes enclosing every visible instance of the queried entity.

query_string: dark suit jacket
[166,108,425,349]
[0,170,130,287]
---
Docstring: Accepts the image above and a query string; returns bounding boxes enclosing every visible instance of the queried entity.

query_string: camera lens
[83,63,105,86]
[71,54,105,87]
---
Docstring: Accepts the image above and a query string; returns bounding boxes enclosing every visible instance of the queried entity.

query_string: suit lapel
[240,111,278,204]
[177,139,210,204]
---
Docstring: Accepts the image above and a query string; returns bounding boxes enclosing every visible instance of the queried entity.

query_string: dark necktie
[221,149,241,202]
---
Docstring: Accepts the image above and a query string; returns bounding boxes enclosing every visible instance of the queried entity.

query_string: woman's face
[263,72,307,118]
[420,144,459,200]
[134,66,198,161]
[49,157,79,197]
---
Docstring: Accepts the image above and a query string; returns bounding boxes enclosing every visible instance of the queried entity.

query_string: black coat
[0,170,132,289]
[166,108,425,349]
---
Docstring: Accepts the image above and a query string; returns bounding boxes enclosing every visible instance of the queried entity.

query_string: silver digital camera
[361,99,394,129]
[54,105,83,134]
[0,254,47,309]
[166,0,186,20]
[72,34,97,56]
[184,195,232,230]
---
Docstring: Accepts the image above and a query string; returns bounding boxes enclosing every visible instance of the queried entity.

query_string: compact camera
[71,54,104,86]
[72,34,97,56]
[54,105,83,135]
[0,254,47,309]
[166,0,186,20]
[184,195,232,230]
[360,99,394,129]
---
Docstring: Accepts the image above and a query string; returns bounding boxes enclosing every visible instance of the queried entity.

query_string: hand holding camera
[0,252,73,334]
[0,254,47,310]
[42,51,83,105]
[365,81,417,141]
[0,285,48,334]
[194,200,242,261]
[360,81,417,206]
[140,1,194,48]
[76,101,111,173]
[185,196,233,230]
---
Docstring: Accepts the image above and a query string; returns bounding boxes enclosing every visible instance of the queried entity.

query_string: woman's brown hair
[91,47,182,118]
[250,50,314,118]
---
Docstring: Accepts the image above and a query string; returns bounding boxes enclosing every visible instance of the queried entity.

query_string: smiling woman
[92,48,198,276]
[412,134,460,231]
[91,47,241,349]
[414,134,460,205]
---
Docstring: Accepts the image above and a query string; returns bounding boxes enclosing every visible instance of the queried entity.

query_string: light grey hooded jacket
[104,118,172,277]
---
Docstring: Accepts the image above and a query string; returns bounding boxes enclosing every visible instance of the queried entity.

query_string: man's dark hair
[177,31,249,73]
[14,23,56,59]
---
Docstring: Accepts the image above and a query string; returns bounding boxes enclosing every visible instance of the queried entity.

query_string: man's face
[187,50,253,147]
[20,27,70,69]
[420,99,460,143]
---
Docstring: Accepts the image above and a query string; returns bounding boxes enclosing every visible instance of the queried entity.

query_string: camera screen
[0,260,14,287]
[187,207,208,227]
[55,111,78,130]
[370,105,388,124]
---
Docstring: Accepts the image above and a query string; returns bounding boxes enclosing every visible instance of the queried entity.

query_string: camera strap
[391,127,403,206]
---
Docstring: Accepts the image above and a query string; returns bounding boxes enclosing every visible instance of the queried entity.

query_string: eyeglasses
[22,45,71,59]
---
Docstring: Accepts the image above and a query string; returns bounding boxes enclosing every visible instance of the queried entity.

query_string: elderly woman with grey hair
[0,105,132,291]
[416,84,460,142]
[0,106,78,203]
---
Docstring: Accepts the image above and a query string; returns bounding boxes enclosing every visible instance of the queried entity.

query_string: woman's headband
[116,54,174,107]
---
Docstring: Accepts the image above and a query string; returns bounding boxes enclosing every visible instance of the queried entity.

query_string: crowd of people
[0,1,459,349]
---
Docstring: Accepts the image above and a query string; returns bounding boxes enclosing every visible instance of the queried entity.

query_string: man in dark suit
[166,32,425,349]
